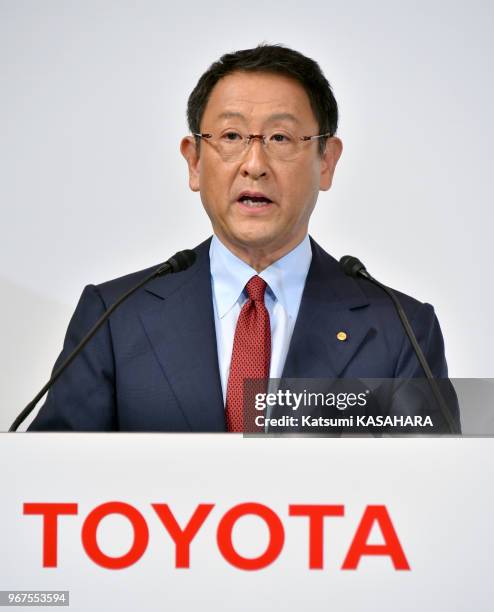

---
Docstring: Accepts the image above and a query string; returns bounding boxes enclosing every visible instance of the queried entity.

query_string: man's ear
[180,136,200,192]
[319,137,343,191]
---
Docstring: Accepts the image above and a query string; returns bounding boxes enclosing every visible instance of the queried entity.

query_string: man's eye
[222,132,242,141]
[270,133,291,143]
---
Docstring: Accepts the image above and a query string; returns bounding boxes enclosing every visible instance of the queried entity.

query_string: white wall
[1,0,493,429]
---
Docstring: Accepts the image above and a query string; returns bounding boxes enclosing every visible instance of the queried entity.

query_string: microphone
[340,255,372,281]
[339,255,458,433]
[154,249,196,276]
[9,249,196,432]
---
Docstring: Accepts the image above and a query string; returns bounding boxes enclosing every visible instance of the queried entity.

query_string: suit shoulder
[96,263,162,298]
[92,238,212,307]
[357,278,430,319]
[309,237,434,318]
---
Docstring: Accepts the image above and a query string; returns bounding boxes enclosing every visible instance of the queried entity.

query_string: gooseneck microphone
[9,249,196,432]
[340,255,457,433]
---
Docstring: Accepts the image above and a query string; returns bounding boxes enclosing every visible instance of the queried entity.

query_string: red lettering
[342,505,410,570]
[23,503,78,568]
[152,504,214,568]
[289,504,345,568]
[217,503,284,570]
[81,502,149,569]
[24,501,409,572]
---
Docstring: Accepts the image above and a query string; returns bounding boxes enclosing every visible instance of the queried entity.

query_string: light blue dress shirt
[209,234,312,404]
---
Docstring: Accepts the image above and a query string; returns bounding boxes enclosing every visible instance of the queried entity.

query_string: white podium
[1,435,493,611]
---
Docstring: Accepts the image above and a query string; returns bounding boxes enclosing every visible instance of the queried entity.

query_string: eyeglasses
[192,130,332,162]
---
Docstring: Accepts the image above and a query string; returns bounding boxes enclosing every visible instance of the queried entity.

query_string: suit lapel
[282,238,373,379]
[139,239,226,431]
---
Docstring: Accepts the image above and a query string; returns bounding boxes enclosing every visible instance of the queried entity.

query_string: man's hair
[186,43,338,156]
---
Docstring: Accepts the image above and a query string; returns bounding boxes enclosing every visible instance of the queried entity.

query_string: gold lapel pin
[336,331,348,342]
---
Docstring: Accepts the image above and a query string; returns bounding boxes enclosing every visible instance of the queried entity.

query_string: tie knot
[245,275,267,302]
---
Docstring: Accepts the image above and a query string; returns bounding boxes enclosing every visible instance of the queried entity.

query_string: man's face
[181,71,342,266]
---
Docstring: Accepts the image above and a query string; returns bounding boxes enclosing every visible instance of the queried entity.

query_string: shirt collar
[209,234,312,319]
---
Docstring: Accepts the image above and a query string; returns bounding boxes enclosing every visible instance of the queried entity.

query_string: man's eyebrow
[266,112,300,124]
[217,111,247,121]
[216,111,300,124]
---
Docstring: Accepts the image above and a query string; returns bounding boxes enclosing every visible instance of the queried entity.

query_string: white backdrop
[1,1,493,429]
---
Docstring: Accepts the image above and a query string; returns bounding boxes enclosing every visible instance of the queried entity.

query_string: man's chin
[226,230,296,259]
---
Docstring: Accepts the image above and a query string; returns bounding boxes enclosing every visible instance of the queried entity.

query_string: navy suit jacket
[28,237,458,432]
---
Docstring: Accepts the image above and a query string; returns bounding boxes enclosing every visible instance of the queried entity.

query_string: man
[28,44,458,432]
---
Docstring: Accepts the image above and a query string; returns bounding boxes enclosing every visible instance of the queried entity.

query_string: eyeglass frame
[192,131,333,159]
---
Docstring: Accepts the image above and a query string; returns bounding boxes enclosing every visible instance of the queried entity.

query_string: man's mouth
[237,192,273,208]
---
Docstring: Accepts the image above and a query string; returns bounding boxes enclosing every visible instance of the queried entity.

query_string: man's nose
[239,137,269,179]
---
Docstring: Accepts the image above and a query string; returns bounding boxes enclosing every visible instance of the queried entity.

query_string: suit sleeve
[391,302,461,433]
[27,284,117,431]
[394,302,448,378]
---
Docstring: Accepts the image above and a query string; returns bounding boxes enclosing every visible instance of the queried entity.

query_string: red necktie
[225,275,271,432]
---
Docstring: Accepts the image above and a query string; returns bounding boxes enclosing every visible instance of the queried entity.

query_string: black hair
[186,43,338,155]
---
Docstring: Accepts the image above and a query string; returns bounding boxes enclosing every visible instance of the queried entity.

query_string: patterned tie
[225,275,271,432]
